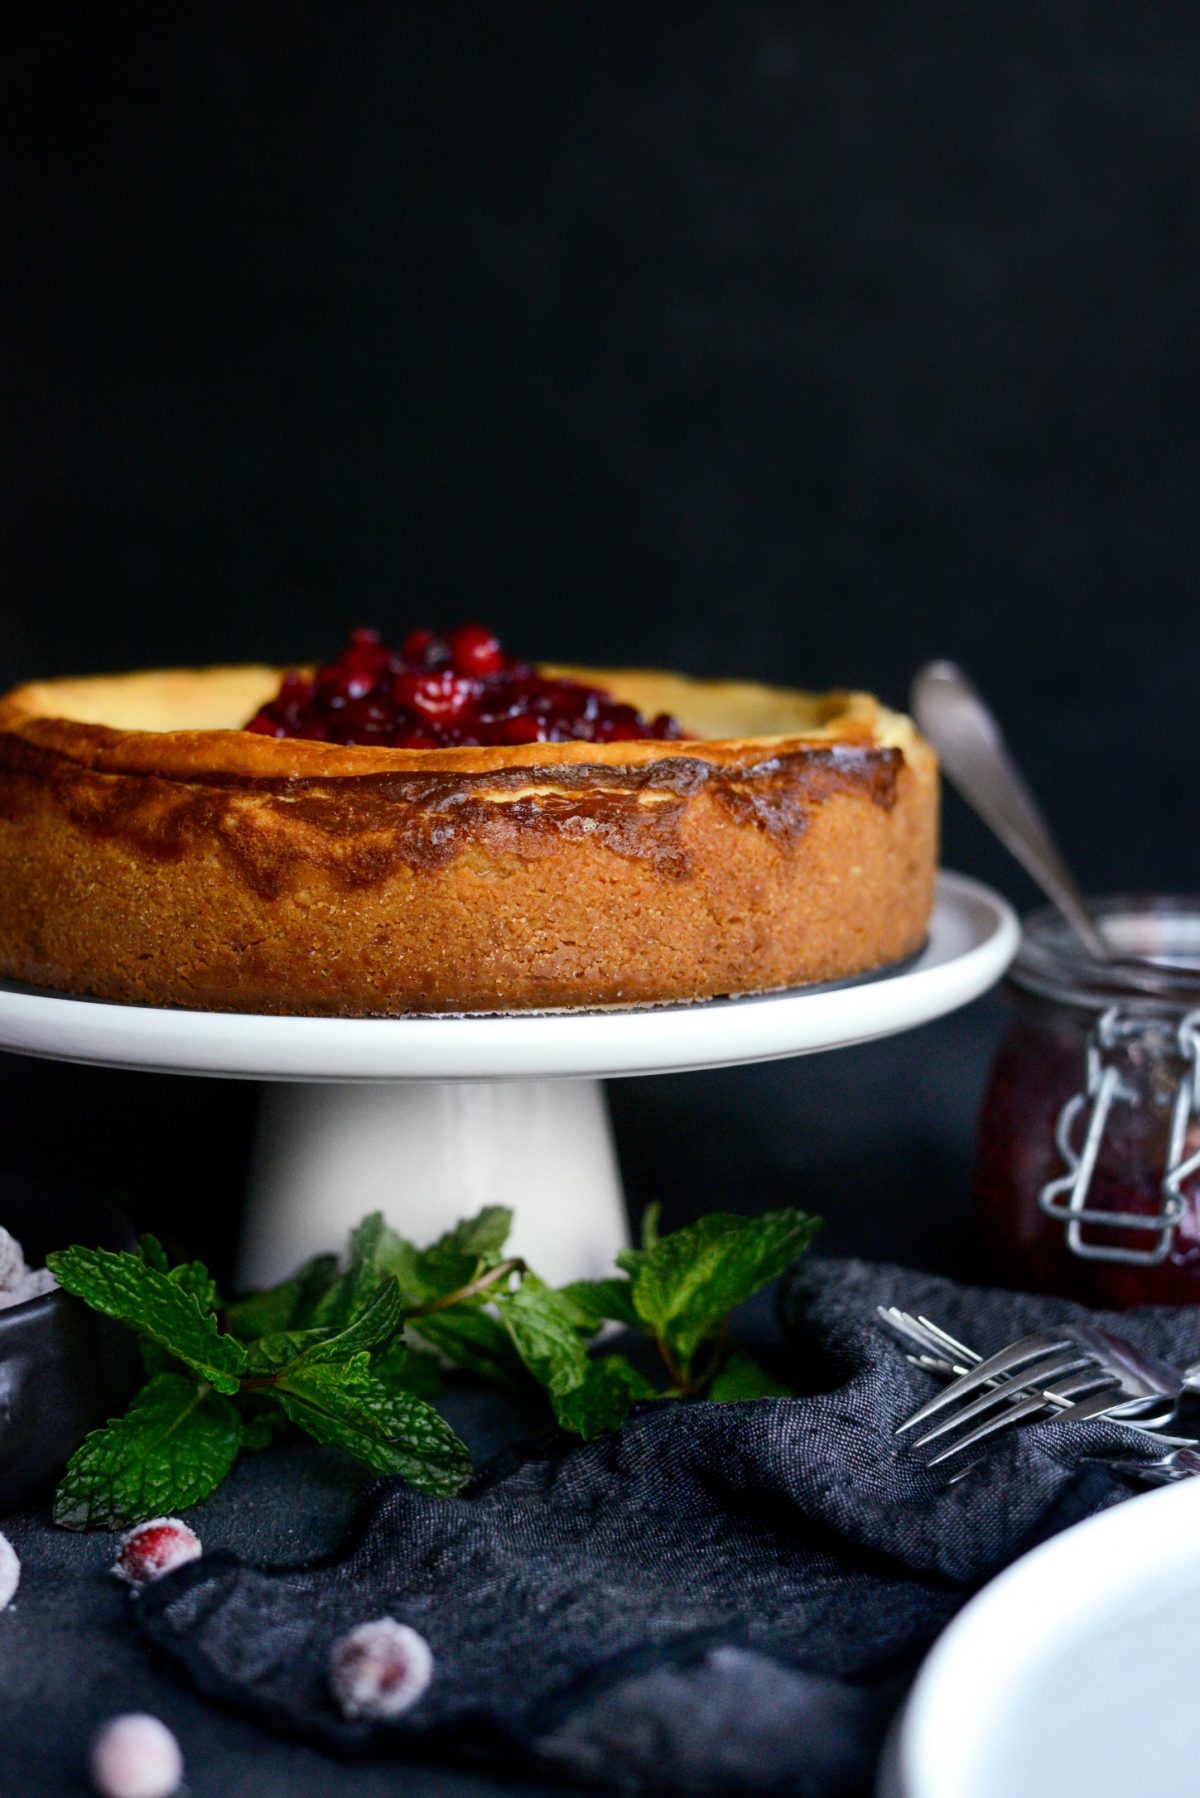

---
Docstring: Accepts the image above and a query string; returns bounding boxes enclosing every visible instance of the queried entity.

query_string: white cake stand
[0,871,1017,1288]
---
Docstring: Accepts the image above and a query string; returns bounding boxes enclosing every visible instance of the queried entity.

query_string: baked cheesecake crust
[0,665,938,1014]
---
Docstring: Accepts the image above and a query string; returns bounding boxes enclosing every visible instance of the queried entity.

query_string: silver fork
[880,1308,1130,1481]
[879,1308,1189,1467]
[1097,1445,1200,1485]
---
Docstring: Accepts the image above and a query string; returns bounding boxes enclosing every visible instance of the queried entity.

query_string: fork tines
[884,1319,1147,1467]
[895,1331,1077,1437]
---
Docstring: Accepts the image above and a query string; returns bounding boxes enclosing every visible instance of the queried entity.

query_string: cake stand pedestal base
[239,1077,627,1290]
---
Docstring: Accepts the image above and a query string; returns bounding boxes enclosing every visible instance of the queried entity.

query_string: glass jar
[975,896,1200,1307]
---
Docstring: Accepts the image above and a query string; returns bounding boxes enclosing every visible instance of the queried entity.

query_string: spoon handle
[910,661,1112,963]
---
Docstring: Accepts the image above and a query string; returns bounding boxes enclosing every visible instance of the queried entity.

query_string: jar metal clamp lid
[1013,898,1200,1267]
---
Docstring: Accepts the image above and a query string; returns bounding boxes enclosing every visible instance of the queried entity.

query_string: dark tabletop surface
[0,995,1005,1797]
[1,1403,557,1798]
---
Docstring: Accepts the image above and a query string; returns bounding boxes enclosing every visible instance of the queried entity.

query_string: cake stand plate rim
[0,870,1018,1081]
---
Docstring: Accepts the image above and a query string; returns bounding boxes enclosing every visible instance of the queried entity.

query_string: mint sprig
[409,1307,529,1394]
[558,1278,641,1331]
[494,1274,591,1397]
[223,1252,338,1340]
[708,1347,796,1402]
[48,1245,248,1393]
[52,1373,242,1530]
[617,1208,820,1378]
[552,1355,658,1436]
[48,1198,817,1530]
[272,1355,470,1492]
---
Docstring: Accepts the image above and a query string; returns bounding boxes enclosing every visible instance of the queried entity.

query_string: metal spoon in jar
[911,660,1200,1001]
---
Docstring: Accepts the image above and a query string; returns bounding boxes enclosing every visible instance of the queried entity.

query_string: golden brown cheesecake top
[0,663,923,778]
[0,665,932,891]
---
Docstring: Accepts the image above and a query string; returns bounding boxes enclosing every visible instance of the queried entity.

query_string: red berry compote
[245,627,685,749]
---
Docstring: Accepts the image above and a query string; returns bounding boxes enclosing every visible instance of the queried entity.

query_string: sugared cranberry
[112,1517,201,1589]
[244,627,686,749]
[0,1530,19,1611]
[328,1617,434,1721]
[0,1226,28,1292]
[89,1714,184,1798]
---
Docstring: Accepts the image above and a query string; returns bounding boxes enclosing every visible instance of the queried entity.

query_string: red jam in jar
[975,897,1200,1307]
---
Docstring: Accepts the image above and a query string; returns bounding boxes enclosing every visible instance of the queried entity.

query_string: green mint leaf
[641,1201,662,1251]
[399,1208,513,1305]
[48,1246,248,1394]
[238,1405,287,1453]
[552,1356,658,1439]
[224,1253,339,1340]
[310,1213,413,1330]
[375,1238,425,1299]
[273,1353,470,1494]
[494,1275,590,1398]
[135,1263,176,1376]
[557,1278,640,1332]
[53,1373,242,1530]
[139,1339,173,1379]
[130,1243,221,1373]
[240,1280,405,1376]
[406,1251,490,1305]
[410,1308,531,1394]
[372,1336,442,1400]
[426,1206,512,1263]
[169,1259,221,1317]
[626,1209,819,1364]
[240,1329,328,1375]
[707,1349,795,1402]
[137,1234,170,1275]
[303,1209,515,1332]
[292,1278,404,1366]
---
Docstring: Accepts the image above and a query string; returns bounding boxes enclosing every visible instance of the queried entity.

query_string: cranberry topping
[245,626,684,749]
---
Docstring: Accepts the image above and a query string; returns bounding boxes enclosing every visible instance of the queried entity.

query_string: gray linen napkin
[136,1257,1190,1795]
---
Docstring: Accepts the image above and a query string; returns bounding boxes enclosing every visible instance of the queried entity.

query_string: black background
[2,4,1197,1285]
